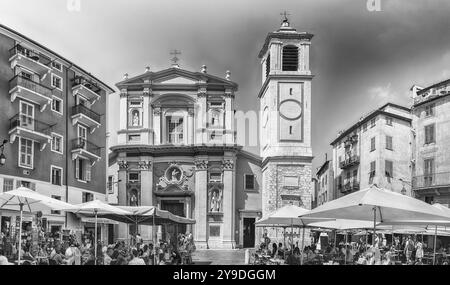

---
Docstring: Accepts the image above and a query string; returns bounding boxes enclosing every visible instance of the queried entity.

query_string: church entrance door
[243,218,255,248]
[161,200,186,245]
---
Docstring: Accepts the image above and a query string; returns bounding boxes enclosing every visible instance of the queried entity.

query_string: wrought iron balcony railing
[412,172,450,189]
[71,104,101,124]
[71,138,101,157]
[9,75,53,99]
[339,155,360,169]
[72,76,101,95]
[9,44,52,66]
[9,114,54,135]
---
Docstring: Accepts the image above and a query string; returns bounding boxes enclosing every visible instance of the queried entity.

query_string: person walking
[415,238,424,264]
[404,236,414,264]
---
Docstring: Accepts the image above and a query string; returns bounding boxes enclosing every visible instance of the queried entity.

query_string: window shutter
[86,162,92,182]
[75,159,79,179]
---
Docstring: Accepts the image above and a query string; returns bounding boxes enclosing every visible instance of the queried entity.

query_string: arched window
[265,54,270,78]
[282,45,298,71]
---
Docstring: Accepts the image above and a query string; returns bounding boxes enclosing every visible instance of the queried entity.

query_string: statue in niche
[209,189,222,212]
[129,190,138,206]
[132,110,140,126]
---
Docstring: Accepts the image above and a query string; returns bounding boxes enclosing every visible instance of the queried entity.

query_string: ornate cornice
[194,159,209,170]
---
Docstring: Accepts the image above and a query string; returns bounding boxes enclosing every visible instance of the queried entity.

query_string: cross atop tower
[280,11,290,23]
[170,49,181,68]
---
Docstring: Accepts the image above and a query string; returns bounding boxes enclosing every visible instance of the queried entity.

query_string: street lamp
[399,178,412,196]
[0,139,8,166]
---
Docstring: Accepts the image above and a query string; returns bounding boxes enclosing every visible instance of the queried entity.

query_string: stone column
[193,158,208,249]
[142,88,151,144]
[222,156,236,249]
[224,90,234,145]
[117,158,128,241]
[153,107,161,145]
[187,108,194,145]
[185,196,192,233]
[196,88,207,145]
[118,89,128,144]
[138,158,153,242]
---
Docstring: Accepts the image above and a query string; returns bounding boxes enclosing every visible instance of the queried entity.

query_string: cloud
[368,83,397,102]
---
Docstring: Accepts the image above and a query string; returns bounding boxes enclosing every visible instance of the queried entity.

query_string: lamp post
[0,139,8,166]
[399,178,412,196]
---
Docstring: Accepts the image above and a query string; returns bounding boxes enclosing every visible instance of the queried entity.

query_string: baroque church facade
[108,18,313,249]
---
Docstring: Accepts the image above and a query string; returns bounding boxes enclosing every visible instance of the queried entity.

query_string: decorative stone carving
[153,107,161,116]
[118,160,129,170]
[156,163,194,192]
[143,87,151,96]
[188,108,195,117]
[198,87,207,97]
[120,89,128,98]
[194,159,209,170]
[221,159,234,170]
[138,161,152,170]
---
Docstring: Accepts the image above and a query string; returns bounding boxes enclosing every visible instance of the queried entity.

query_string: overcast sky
[1,0,449,170]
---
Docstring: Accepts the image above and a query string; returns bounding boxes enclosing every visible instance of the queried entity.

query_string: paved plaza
[192,250,246,265]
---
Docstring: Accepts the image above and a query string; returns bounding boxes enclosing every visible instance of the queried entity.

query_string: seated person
[286,247,301,265]
[277,243,284,258]
[271,243,278,258]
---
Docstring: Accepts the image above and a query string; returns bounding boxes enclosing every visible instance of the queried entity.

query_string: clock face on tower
[279,99,302,120]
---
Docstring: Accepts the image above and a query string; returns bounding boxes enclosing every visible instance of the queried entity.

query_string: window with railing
[9,74,53,98]
[72,104,101,123]
[9,44,51,66]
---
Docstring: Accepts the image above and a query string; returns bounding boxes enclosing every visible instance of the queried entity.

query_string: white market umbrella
[255,204,331,264]
[0,187,76,265]
[301,185,450,246]
[66,200,132,265]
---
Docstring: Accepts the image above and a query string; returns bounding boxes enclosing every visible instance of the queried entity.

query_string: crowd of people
[253,231,450,265]
[0,231,196,265]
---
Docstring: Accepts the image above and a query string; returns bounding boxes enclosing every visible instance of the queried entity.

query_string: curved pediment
[151,93,196,107]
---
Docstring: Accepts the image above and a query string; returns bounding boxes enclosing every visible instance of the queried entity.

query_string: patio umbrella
[66,200,132,265]
[96,206,195,246]
[255,204,331,265]
[0,187,76,265]
[301,185,450,246]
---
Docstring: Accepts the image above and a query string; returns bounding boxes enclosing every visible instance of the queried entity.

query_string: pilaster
[222,156,236,249]
[193,157,208,249]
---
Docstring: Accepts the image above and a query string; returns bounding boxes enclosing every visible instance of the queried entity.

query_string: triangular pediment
[116,67,238,90]
[155,75,198,84]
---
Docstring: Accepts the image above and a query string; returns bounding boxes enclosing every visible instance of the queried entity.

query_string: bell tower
[259,16,314,220]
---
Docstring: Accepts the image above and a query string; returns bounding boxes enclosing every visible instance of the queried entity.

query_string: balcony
[412,172,450,195]
[341,180,360,193]
[339,155,360,169]
[72,76,101,104]
[9,45,52,77]
[71,105,101,132]
[8,114,54,151]
[71,138,101,165]
[9,75,53,112]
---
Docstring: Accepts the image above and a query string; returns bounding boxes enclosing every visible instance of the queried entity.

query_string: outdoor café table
[269,258,284,265]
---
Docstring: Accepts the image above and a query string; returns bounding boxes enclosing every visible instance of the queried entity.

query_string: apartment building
[314,156,333,207]
[331,103,413,199]
[0,24,114,241]
[411,79,450,205]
